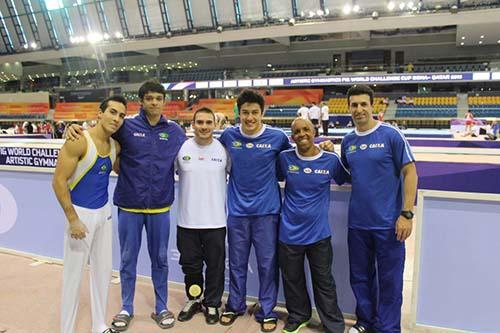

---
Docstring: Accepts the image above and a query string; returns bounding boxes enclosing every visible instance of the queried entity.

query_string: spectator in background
[320,102,330,136]
[54,121,65,139]
[308,102,321,137]
[400,120,408,130]
[14,122,22,134]
[297,104,309,120]
[23,121,34,134]
[407,62,414,73]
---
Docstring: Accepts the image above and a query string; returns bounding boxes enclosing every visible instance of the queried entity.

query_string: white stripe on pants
[61,203,113,333]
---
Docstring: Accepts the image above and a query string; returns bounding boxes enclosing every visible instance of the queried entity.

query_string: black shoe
[283,320,308,333]
[178,300,202,322]
[204,306,219,325]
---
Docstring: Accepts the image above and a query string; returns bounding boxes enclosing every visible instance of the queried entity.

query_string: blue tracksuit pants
[118,209,171,315]
[348,228,405,333]
[226,214,279,321]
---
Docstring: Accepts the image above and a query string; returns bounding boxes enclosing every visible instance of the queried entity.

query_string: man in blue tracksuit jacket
[112,81,186,330]
[69,80,186,330]
[113,82,186,329]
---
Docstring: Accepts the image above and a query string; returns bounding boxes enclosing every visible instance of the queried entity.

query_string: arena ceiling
[0,0,498,64]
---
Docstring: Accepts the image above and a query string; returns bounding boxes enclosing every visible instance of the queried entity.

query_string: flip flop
[260,317,278,333]
[219,311,242,326]
[111,313,133,332]
[151,310,175,329]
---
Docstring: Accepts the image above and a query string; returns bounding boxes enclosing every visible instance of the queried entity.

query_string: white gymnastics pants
[60,203,113,333]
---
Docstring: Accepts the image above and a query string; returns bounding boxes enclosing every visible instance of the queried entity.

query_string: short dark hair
[193,107,215,122]
[237,89,265,113]
[99,95,127,112]
[347,84,374,105]
[138,80,166,100]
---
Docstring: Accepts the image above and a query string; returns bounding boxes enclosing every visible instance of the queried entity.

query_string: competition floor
[1,132,499,332]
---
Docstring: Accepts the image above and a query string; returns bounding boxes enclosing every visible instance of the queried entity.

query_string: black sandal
[219,311,242,326]
[151,310,175,329]
[111,313,133,332]
[260,317,278,333]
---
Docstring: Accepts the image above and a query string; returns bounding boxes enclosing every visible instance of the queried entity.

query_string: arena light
[407,1,414,9]
[103,33,110,40]
[316,9,324,16]
[399,2,406,10]
[342,3,352,15]
[30,42,37,49]
[353,4,360,13]
[87,33,103,44]
[450,5,458,13]
[479,41,483,45]
[480,35,484,39]
[387,1,396,11]
[114,31,123,39]
[216,26,223,33]
[288,18,295,26]
[460,42,464,46]
[372,11,379,19]
[325,8,330,15]
[45,0,64,10]
[461,36,465,40]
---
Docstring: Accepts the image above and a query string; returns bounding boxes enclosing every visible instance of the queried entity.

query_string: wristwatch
[400,210,414,219]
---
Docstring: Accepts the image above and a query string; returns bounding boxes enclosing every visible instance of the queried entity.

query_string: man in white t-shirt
[176,107,229,325]
[308,102,321,137]
[320,102,330,136]
[297,104,310,120]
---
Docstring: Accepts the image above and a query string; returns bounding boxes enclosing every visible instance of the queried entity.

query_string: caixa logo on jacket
[159,132,169,141]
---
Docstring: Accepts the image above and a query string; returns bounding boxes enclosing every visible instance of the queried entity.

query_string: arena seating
[265,105,300,118]
[328,97,388,114]
[468,95,500,117]
[413,63,488,73]
[396,96,457,118]
[0,102,49,120]
[161,69,226,82]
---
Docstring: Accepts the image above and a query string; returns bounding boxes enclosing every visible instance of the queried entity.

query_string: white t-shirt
[297,106,309,119]
[309,105,321,120]
[176,138,229,229]
[321,105,329,121]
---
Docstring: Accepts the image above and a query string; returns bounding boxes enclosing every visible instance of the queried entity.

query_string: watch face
[402,211,414,219]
